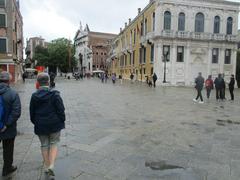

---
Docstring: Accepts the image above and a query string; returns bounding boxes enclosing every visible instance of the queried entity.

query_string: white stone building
[152,0,239,85]
[74,24,93,75]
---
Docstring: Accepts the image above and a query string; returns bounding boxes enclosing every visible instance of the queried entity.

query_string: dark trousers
[196,89,203,101]
[206,88,212,99]
[229,88,234,100]
[216,88,221,100]
[153,80,156,88]
[2,138,15,170]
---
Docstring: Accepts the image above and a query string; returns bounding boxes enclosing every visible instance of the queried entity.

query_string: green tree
[34,38,76,73]
[34,46,50,67]
[48,38,76,73]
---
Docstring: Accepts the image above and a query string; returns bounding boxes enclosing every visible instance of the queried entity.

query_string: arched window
[227,17,233,35]
[195,12,204,32]
[164,11,171,30]
[213,16,220,34]
[178,12,185,31]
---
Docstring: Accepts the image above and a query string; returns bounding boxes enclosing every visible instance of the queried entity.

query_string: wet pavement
[0,77,240,180]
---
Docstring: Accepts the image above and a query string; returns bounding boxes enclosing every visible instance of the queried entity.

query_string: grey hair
[37,73,50,86]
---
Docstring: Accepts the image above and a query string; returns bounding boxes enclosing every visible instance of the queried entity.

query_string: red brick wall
[9,65,15,82]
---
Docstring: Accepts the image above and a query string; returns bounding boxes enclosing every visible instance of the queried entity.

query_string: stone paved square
[0,78,240,180]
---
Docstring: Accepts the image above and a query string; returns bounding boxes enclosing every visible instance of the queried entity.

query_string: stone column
[171,44,177,85]
[219,47,225,73]
[184,43,191,86]
[154,43,162,84]
[207,44,212,76]
[232,47,237,76]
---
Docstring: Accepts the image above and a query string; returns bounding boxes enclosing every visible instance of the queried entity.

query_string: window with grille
[0,14,6,27]
[212,48,219,64]
[177,46,184,62]
[225,49,231,64]
[0,38,7,53]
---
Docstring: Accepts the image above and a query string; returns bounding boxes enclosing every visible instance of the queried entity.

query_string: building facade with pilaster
[74,24,116,75]
[0,0,23,82]
[111,0,239,86]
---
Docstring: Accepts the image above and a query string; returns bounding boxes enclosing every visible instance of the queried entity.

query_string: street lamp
[163,46,169,83]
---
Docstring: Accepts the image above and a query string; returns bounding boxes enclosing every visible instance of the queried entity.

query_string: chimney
[120,28,122,33]
[138,8,141,14]
[125,22,127,28]
[129,18,131,24]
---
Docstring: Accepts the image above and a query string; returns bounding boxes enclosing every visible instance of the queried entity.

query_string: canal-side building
[111,0,239,86]
[0,0,23,82]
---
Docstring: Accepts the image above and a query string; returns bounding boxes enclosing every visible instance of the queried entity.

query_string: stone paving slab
[0,78,240,179]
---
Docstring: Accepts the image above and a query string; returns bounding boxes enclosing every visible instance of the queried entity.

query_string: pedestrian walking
[153,73,158,88]
[130,73,134,84]
[205,75,214,99]
[30,73,65,179]
[119,74,123,84]
[193,72,205,104]
[0,71,21,177]
[49,72,56,88]
[101,73,104,83]
[221,74,226,100]
[229,74,235,101]
[22,72,26,83]
[104,73,108,83]
[214,74,224,101]
[112,73,116,84]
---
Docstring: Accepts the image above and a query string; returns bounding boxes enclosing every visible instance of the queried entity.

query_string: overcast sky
[20,0,240,42]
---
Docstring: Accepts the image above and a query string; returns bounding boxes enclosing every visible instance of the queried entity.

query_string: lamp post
[163,46,169,83]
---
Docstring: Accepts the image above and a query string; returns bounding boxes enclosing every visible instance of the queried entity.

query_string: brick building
[0,0,23,82]
[74,24,116,74]
[25,36,48,68]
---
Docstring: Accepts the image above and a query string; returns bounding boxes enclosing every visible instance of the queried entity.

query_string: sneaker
[199,101,204,104]
[2,166,17,176]
[193,99,198,102]
[48,169,55,180]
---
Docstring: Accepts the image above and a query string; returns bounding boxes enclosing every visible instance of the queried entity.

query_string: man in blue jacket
[30,73,65,179]
[0,71,21,177]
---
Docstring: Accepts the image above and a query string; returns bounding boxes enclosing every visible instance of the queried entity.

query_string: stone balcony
[156,30,238,42]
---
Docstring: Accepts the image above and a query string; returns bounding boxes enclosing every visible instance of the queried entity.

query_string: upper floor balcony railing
[158,30,238,42]
[212,34,225,41]
[226,35,238,42]
[191,32,212,40]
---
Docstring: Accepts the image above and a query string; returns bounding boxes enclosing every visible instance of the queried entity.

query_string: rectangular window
[151,44,154,63]
[212,48,219,64]
[133,51,135,65]
[0,38,6,53]
[0,0,5,7]
[141,21,144,36]
[177,46,184,62]
[225,49,231,64]
[162,45,170,62]
[152,12,155,31]
[143,47,146,64]
[139,48,142,64]
[134,29,136,44]
[125,54,127,66]
[151,67,153,75]
[145,18,147,35]
[0,14,6,27]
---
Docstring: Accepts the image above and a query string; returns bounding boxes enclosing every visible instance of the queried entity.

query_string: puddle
[216,119,240,126]
[145,161,184,171]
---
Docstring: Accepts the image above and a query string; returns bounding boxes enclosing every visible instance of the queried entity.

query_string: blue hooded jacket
[0,83,21,140]
[30,88,65,135]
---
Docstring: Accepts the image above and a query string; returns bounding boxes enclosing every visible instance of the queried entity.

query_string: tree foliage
[33,38,76,73]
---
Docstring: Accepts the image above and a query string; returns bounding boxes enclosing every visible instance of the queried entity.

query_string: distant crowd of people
[194,72,235,104]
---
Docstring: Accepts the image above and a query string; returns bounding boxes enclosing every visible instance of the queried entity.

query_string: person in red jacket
[205,75,214,99]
